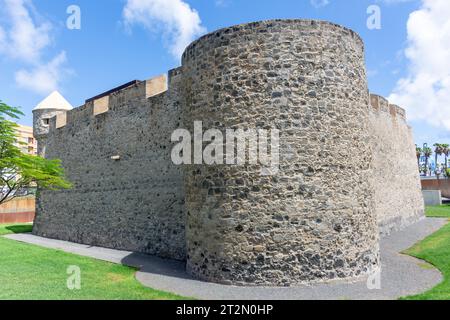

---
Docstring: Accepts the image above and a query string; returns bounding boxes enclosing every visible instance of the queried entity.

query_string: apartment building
[15,124,37,156]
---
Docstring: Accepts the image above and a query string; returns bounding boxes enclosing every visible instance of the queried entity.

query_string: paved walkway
[5,217,448,300]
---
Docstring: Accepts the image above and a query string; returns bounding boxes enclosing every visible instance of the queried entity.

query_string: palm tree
[416,145,422,173]
[442,144,449,170]
[434,143,444,175]
[424,146,433,176]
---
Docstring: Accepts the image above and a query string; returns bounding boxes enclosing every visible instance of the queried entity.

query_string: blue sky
[0,0,448,147]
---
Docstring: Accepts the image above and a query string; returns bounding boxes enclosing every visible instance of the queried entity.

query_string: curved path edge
[4,217,447,300]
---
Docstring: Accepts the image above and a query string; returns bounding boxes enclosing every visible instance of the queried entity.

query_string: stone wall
[369,94,424,235]
[33,70,186,261]
[181,20,379,285]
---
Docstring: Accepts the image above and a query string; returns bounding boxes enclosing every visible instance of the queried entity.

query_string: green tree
[416,145,422,173]
[423,146,433,176]
[442,144,449,170]
[0,101,71,205]
[434,143,444,175]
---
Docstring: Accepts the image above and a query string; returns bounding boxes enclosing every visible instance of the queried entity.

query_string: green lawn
[3,204,450,300]
[424,203,450,218]
[0,224,188,300]
[402,205,450,300]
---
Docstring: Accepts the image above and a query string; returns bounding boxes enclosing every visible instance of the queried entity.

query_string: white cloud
[388,0,450,131]
[367,69,379,78]
[310,0,329,8]
[215,0,230,7]
[123,0,206,60]
[0,0,69,94]
[0,0,52,63]
[379,0,415,5]
[0,26,5,45]
[15,52,69,95]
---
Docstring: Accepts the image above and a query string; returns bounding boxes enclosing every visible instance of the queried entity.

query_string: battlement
[370,93,407,121]
[46,74,170,133]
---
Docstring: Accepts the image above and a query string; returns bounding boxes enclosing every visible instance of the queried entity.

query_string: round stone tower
[181,20,379,285]
[33,91,73,157]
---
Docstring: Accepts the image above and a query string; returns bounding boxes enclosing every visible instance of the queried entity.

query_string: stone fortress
[32,20,424,286]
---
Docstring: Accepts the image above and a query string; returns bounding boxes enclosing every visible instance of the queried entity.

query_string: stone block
[422,190,442,206]
[146,74,167,98]
[93,96,109,116]
[55,112,67,129]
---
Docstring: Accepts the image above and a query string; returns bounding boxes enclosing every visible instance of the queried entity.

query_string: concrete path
[5,217,448,300]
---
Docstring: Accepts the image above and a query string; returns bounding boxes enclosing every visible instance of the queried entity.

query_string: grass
[3,203,450,300]
[423,203,450,218]
[0,223,34,235]
[401,205,450,300]
[0,224,188,300]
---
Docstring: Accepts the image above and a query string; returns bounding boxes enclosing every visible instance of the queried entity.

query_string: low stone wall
[0,197,35,224]
[422,190,442,206]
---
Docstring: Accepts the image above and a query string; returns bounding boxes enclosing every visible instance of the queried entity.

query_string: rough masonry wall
[181,20,379,285]
[369,94,424,235]
[33,71,187,260]
[32,19,424,287]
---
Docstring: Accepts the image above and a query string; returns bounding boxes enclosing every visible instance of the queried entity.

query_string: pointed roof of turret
[33,91,73,111]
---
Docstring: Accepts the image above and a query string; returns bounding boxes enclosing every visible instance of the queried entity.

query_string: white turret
[32,91,73,156]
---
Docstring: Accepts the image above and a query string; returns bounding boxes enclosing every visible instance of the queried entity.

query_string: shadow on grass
[121,252,192,280]
[5,225,33,234]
